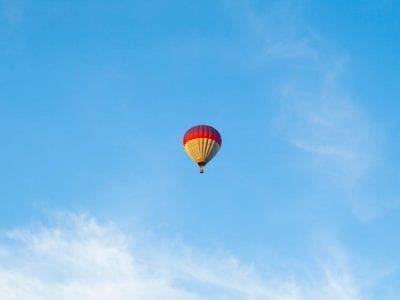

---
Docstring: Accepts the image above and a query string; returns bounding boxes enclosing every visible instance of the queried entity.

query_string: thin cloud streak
[228,1,382,184]
[277,83,381,184]
[236,2,400,229]
[0,213,364,300]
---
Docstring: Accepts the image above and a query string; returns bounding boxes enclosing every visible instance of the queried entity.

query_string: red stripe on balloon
[183,125,222,146]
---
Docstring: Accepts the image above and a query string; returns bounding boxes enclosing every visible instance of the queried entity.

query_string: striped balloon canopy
[183,125,222,173]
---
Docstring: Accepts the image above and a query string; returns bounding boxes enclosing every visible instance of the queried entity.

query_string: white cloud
[277,81,381,184]
[266,28,382,185]
[0,213,364,300]
[227,1,382,184]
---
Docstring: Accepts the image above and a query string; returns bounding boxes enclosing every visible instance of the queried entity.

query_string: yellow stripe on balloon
[184,138,220,165]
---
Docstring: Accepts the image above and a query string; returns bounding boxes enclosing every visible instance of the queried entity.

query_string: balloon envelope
[183,125,222,173]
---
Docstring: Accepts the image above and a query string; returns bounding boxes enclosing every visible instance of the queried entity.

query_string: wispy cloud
[226,1,394,223]
[349,194,400,223]
[254,8,383,184]
[276,74,381,184]
[226,1,382,184]
[0,213,367,300]
[264,17,393,224]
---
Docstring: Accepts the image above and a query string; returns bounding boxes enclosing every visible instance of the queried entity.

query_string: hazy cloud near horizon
[0,213,365,300]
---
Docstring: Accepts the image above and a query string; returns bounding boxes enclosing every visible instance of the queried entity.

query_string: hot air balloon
[183,125,222,173]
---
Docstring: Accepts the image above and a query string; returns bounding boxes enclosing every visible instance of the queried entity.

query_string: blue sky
[1,0,400,299]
